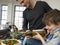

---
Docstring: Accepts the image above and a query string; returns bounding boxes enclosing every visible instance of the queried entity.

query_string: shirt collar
[50,28,60,35]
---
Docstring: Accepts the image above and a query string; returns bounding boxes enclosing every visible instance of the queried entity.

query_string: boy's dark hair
[42,9,60,25]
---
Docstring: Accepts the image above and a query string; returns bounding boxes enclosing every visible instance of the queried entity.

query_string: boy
[33,9,60,45]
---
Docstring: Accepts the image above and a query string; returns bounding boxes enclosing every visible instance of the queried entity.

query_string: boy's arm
[33,32,46,45]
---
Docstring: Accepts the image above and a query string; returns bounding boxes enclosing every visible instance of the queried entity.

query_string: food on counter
[25,31,37,37]
[2,39,19,45]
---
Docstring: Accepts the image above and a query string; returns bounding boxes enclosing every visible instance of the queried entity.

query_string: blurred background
[0,0,60,30]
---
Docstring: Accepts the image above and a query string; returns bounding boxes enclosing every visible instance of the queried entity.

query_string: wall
[41,0,60,10]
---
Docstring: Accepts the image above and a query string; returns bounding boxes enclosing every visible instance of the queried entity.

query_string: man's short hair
[42,9,60,25]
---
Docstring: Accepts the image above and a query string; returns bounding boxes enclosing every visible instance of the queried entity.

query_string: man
[16,0,52,45]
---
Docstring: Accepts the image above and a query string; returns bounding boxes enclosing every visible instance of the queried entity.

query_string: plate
[1,39,21,45]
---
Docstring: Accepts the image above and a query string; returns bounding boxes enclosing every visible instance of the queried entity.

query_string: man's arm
[23,12,28,31]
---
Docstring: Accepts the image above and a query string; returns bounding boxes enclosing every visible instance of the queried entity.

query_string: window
[1,5,8,25]
[14,5,26,29]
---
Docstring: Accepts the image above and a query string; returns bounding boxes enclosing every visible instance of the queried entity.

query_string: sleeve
[22,11,28,31]
[45,32,60,45]
[43,2,52,12]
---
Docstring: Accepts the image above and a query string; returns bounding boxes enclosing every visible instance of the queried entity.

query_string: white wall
[41,0,60,10]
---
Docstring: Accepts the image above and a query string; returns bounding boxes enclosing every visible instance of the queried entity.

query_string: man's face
[17,0,30,8]
[44,22,58,33]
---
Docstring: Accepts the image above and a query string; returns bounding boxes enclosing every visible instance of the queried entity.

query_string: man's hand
[26,30,31,33]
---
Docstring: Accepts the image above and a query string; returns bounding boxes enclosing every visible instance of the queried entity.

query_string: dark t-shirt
[23,1,52,31]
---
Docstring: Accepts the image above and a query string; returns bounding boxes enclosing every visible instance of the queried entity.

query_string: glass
[14,6,26,29]
[1,5,8,25]
[2,6,8,10]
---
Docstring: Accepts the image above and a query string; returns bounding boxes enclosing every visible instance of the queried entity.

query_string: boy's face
[44,22,58,33]
[17,0,30,8]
